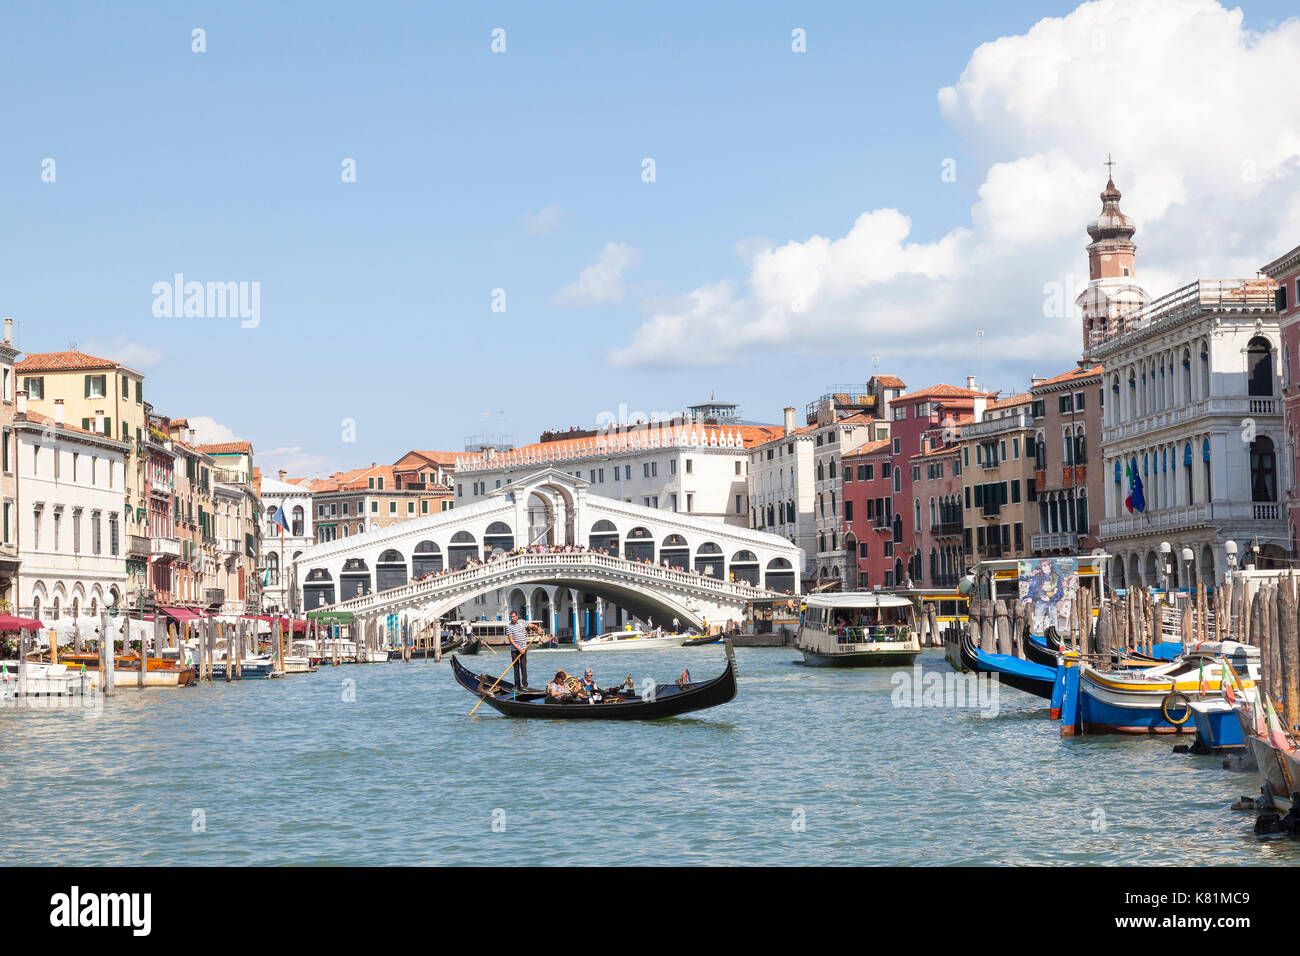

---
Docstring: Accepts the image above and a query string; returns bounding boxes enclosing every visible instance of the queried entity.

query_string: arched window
[1074,427,1086,464]
[266,550,280,585]
[1251,436,1277,503]
[1248,337,1274,397]
[292,505,304,536]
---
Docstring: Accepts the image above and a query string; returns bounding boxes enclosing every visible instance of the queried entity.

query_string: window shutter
[98,374,107,395]
[84,375,91,397]
[103,417,112,436]
[81,417,90,431]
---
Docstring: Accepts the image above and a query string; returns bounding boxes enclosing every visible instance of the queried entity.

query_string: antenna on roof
[68,341,78,350]
[975,328,985,391]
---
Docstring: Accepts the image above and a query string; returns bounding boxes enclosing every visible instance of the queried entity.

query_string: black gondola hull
[452,642,738,719]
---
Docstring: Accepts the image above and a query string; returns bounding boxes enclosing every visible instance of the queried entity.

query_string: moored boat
[795,593,920,667]
[1077,641,1259,735]
[575,629,689,652]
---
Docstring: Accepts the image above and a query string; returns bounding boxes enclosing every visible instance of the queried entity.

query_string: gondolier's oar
[468,633,538,717]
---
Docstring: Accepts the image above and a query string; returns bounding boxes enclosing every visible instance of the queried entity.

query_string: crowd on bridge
[391,541,774,590]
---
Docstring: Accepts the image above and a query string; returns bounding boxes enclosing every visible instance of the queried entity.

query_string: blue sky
[3,0,1300,477]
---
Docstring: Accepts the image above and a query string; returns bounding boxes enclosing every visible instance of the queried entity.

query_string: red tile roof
[986,392,1032,411]
[894,383,997,402]
[873,375,906,388]
[197,441,253,455]
[16,350,120,372]
[1033,364,1103,388]
[844,438,892,459]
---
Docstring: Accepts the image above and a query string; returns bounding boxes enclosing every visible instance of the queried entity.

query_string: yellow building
[16,350,150,592]
[958,393,1039,563]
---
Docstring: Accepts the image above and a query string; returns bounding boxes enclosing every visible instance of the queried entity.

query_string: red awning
[159,606,204,622]
[0,614,44,631]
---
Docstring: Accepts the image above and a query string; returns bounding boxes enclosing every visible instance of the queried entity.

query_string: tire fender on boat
[1161,691,1191,726]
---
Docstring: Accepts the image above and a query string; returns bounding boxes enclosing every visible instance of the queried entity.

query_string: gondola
[682,633,723,646]
[958,631,1055,699]
[459,636,482,656]
[452,640,738,720]
[386,635,464,661]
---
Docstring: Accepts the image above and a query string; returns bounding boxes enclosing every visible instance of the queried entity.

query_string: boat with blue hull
[958,632,1056,699]
[1076,641,1259,735]
[1188,698,1247,753]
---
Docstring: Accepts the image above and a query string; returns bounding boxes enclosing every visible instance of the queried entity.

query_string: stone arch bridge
[292,468,802,635]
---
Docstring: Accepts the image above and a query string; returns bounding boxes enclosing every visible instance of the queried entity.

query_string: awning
[307,609,354,625]
[811,580,843,593]
[159,606,204,623]
[0,614,44,631]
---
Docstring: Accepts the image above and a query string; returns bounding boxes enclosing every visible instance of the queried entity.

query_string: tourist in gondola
[579,667,603,702]
[547,670,572,702]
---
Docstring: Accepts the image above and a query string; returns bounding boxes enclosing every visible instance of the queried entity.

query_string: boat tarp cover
[971,647,1057,683]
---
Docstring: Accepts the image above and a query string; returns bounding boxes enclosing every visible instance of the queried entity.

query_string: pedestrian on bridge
[505,610,540,689]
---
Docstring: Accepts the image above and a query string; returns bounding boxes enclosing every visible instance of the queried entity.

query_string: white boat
[575,629,689,652]
[796,593,921,667]
[283,641,318,673]
[359,648,388,663]
[0,660,96,697]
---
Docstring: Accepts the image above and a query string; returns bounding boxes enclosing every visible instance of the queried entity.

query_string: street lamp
[1160,541,1173,591]
[1181,547,1194,592]
[1225,540,1239,572]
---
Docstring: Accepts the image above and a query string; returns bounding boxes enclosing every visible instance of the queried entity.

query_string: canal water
[2,648,1295,865]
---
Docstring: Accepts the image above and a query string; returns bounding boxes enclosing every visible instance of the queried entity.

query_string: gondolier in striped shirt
[505,610,540,689]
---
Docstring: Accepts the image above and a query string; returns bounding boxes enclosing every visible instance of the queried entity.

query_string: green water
[1,648,1293,865]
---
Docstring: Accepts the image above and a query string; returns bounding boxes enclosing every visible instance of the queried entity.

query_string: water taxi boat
[795,593,920,667]
[575,629,688,652]
[55,652,197,687]
[210,653,281,679]
[1077,641,1259,735]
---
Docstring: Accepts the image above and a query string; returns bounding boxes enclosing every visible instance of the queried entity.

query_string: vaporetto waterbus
[795,592,921,667]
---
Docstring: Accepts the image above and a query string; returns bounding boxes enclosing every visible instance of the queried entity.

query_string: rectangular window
[735,494,743,514]
[110,514,119,555]
[844,500,853,522]
[407,501,415,514]
[685,460,693,475]
[85,374,107,399]
[686,493,694,513]
[122,376,129,398]
[136,380,143,404]
[735,461,742,475]
[24,377,44,400]
[421,500,429,514]
[1012,438,1020,459]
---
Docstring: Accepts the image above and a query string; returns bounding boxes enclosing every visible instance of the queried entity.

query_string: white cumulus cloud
[611,0,1300,371]
[555,242,642,306]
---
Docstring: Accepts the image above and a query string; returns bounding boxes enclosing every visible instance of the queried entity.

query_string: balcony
[1032,532,1079,553]
[932,520,964,538]
[150,478,173,498]
[128,534,151,558]
[204,588,225,607]
[151,536,181,561]
[981,501,1001,518]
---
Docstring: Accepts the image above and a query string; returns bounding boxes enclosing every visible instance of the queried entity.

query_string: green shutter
[81,417,90,431]
[103,417,112,436]
[84,375,91,397]
[136,381,142,404]
[122,377,129,398]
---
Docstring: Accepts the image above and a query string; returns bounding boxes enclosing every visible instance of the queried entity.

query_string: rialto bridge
[292,468,802,636]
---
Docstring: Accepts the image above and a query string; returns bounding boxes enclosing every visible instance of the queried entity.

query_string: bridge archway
[449,531,477,569]
[341,558,371,600]
[589,519,618,555]
[484,521,514,555]
[507,587,529,618]
[661,534,689,571]
[695,541,724,578]
[731,550,759,585]
[376,549,408,591]
[625,526,655,562]
[413,540,443,576]
[530,587,552,630]
[304,568,335,610]
[766,557,795,593]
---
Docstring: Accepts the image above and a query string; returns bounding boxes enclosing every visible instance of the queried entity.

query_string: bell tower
[1077,157,1147,355]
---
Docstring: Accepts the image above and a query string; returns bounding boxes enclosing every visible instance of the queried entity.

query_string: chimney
[1031,376,1045,387]
[278,469,287,481]
[966,375,977,391]
[54,399,64,427]
[188,428,196,445]
[94,409,105,435]
[486,446,496,462]
[972,398,988,423]
[783,406,796,436]
[15,389,26,419]
[3,318,11,346]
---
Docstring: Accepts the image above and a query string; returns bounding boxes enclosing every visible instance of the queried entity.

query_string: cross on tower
[1105,154,1116,177]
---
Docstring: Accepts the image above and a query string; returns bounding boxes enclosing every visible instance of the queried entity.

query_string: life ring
[1161,691,1191,726]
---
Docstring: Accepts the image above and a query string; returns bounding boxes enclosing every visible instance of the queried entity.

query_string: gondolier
[505,611,539,688]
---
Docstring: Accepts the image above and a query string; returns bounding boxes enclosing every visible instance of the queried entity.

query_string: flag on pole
[1221,659,1237,706]
[1198,658,1208,697]
[273,506,290,536]
[1265,696,1294,753]
[1124,458,1145,514]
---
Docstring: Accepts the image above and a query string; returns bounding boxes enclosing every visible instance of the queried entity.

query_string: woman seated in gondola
[547,671,576,702]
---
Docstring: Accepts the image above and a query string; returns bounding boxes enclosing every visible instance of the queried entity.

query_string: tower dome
[1087,176,1136,243]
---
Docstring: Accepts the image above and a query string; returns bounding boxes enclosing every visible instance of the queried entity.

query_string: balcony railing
[1087,278,1278,356]
[151,536,181,561]
[128,534,151,557]
[981,501,1001,517]
[1032,532,1079,552]
[150,478,173,497]
[931,520,964,537]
